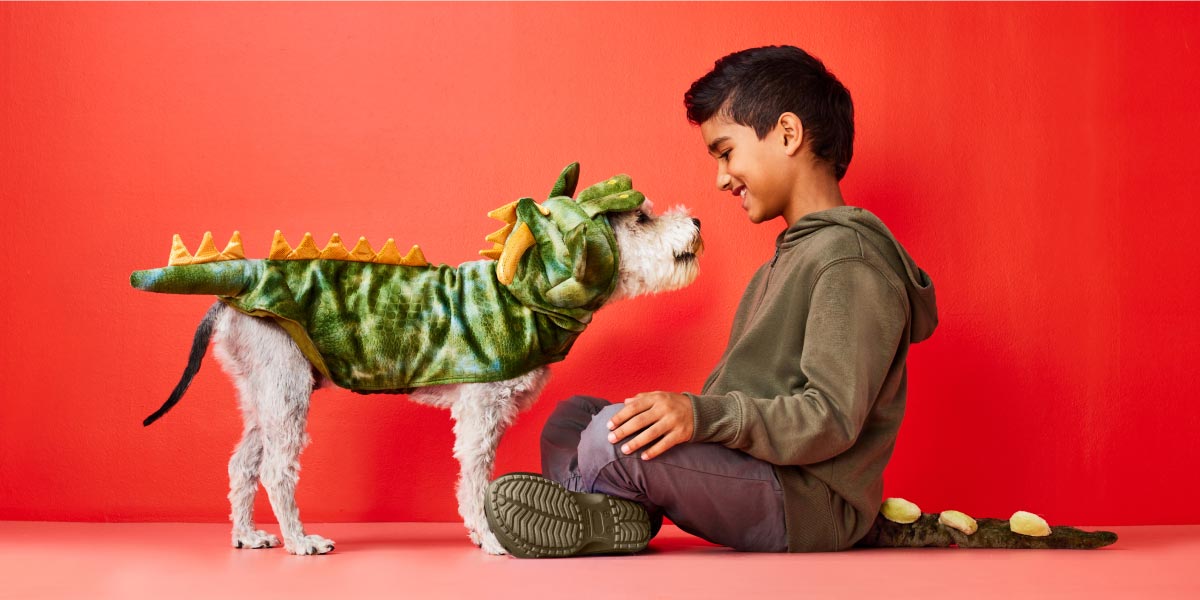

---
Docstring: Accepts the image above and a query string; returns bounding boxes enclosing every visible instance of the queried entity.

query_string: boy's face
[700,113,797,224]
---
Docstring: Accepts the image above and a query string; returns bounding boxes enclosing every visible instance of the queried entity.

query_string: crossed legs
[540,395,789,552]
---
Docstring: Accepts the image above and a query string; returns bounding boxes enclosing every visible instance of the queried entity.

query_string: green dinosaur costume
[129,162,645,393]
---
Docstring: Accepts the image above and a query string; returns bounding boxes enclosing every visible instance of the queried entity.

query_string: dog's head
[494,163,701,320]
[605,197,702,303]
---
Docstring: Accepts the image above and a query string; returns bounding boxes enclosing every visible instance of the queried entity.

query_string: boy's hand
[606,391,695,460]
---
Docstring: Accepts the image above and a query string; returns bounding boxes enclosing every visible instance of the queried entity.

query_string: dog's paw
[233,529,280,549]
[284,534,336,555]
[471,528,508,555]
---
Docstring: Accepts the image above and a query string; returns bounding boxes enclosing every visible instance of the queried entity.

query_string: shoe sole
[485,472,652,558]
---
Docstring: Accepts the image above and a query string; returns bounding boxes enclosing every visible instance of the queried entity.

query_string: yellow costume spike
[487,200,519,224]
[485,223,515,245]
[168,234,193,266]
[190,231,223,264]
[349,236,376,262]
[479,243,504,261]
[373,238,402,265]
[288,232,321,260]
[319,233,350,260]
[220,231,245,260]
[537,203,551,216]
[268,230,293,260]
[496,222,535,285]
[399,245,428,267]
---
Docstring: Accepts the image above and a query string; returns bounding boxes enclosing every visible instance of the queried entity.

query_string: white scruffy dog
[154,199,701,555]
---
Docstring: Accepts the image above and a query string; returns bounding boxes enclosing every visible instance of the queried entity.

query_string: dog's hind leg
[226,420,279,549]
[446,367,550,555]
[214,308,279,549]
[213,308,333,555]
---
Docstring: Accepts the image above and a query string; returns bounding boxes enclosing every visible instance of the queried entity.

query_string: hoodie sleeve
[684,258,907,466]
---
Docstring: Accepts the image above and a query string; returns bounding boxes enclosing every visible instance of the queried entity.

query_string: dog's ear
[575,174,646,218]
[543,223,593,308]
[548,162,581,200]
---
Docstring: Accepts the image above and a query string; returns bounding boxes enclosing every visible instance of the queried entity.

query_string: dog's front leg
[448,368,550,555]
[450,393,511,555]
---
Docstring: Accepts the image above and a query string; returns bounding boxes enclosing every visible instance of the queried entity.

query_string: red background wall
[2,2,1197,527]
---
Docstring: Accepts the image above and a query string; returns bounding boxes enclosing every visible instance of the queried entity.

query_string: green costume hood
[130,162,645,392]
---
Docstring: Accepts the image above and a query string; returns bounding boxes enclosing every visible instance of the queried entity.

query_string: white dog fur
[190,199,702,555]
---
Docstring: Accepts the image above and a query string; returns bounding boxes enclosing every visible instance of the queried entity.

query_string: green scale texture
[129,163,645,393]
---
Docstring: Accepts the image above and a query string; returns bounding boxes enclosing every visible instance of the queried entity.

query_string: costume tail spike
[349,236,375,262]
[160,230,428,265]
[288,232,320,259]
[320,233,350,260]
[169,234,194,266]
[399,245,428,267]
[168,232,243,266]
[190,231,223,264]
[220,231,244,260]
[269,230,292,259]
[374,238,403,265]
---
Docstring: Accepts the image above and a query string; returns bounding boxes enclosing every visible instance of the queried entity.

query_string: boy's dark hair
[684,45,855,181]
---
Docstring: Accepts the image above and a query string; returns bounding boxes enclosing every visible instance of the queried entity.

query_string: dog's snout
[691,218,701,231]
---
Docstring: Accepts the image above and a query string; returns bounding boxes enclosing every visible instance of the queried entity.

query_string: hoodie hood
[778,205,939,344]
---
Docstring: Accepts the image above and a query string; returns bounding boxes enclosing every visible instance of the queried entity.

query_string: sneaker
[484,472,653,558]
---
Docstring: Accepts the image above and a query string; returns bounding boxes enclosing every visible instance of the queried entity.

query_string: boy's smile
[700,111,844,226]
[700,113,799,225]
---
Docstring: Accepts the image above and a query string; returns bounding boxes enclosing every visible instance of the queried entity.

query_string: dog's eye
[636,211,650,224]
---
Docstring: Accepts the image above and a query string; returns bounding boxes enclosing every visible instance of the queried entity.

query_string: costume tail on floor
[854,498,1117,549]
[141,301,225,426]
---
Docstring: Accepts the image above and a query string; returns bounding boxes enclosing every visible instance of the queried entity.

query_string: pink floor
[1,521,1197,599]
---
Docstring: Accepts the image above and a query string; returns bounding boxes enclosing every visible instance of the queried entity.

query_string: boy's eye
[719,150,731,161]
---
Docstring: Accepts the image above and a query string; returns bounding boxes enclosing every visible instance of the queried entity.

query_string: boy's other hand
[607,391,695,460]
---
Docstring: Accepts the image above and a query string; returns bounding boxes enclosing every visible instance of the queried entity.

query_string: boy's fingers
[608,411,654,444]
[607,398,649,431]
[640,433,681,461]
[619,422,665,456]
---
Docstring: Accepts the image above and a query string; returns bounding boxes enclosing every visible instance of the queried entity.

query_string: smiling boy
[485,45,939,557]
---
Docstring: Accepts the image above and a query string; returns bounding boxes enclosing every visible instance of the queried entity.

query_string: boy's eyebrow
[706,136,731,156]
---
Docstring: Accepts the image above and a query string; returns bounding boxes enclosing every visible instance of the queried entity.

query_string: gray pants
[539,395,788,552]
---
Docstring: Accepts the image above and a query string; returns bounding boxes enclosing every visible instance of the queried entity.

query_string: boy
[484,45,938,556]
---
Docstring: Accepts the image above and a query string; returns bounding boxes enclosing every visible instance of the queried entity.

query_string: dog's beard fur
[607,199,703,304]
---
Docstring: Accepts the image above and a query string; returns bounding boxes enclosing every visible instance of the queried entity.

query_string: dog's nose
[691,218,702,231]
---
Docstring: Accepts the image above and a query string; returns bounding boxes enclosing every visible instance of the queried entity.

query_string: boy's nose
[692,218,702,230]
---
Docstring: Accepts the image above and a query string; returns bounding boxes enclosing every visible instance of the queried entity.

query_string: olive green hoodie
[684,205,938,552]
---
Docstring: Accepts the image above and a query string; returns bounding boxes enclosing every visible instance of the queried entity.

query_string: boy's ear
[779,112,805,157]
[548,162,581,200]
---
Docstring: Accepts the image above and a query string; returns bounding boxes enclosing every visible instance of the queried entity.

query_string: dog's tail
[143,301,226,426]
